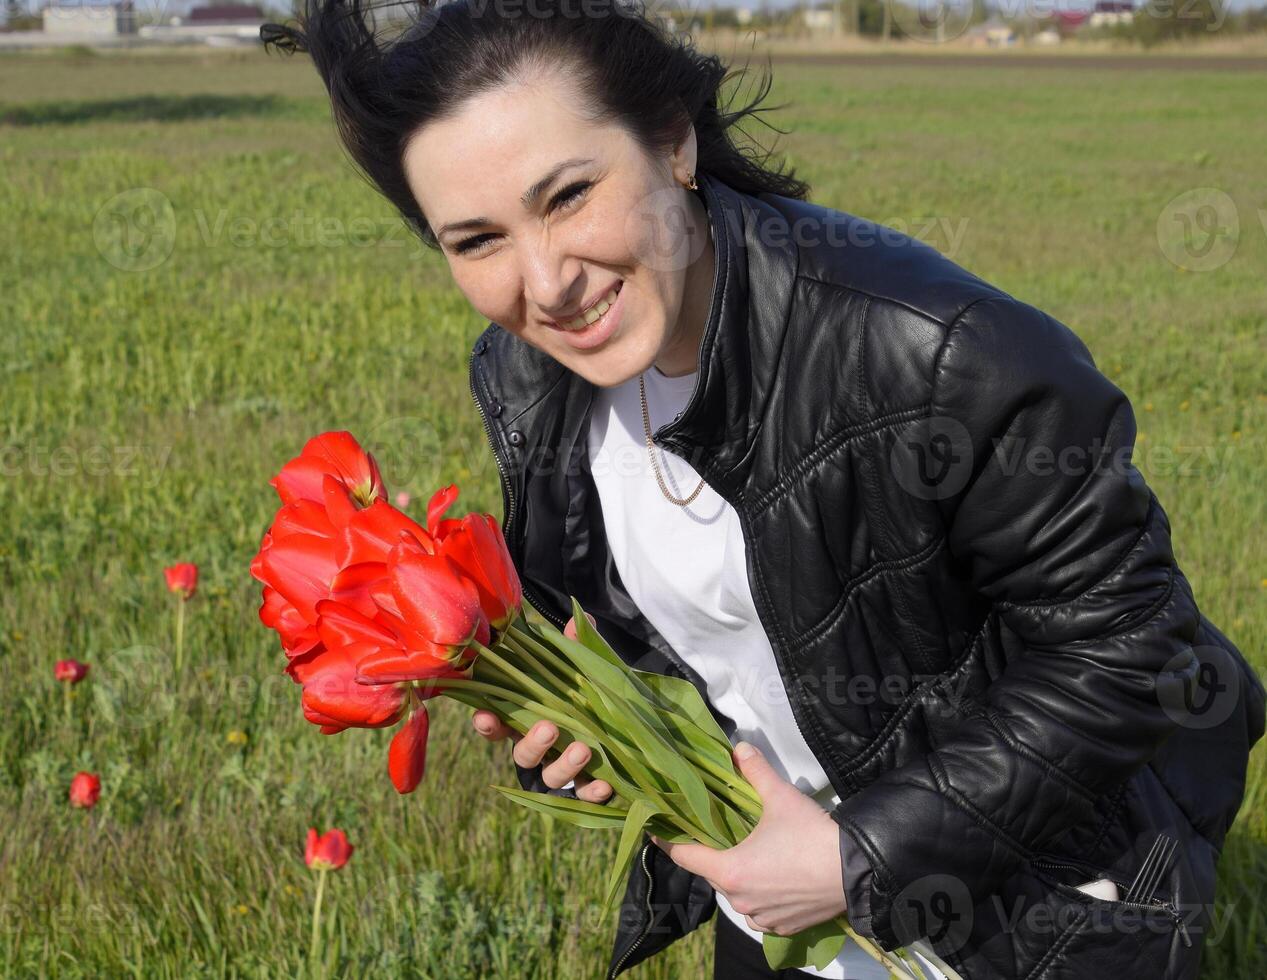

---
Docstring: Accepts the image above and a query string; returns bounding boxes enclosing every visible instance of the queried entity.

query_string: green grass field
[1,45,1263,978]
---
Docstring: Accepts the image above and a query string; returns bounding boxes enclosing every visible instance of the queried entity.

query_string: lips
[546,281,623,332]
[547,279,627,352]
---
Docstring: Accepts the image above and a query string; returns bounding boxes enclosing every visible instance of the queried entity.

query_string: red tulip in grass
[164,562,198,674]
[69,771,101,809]
[305,828,352,972]
[251,431,921,976]
[55,658,90,723]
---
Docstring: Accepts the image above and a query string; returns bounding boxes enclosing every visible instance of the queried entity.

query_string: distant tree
[1129,0,1228,45]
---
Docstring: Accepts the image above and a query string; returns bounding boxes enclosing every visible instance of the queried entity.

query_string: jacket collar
[471,171,800,505]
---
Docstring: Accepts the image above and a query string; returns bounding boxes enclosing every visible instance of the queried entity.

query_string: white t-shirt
[585,364,950,980]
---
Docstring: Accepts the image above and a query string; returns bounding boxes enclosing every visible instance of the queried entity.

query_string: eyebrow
[436,157,595,239]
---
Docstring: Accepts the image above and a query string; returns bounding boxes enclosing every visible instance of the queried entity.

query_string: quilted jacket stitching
[995,493,1159,610]
[1012,551,1178,651]
[842,612,992,774]
[927,750,1035,861]
[796,270,1008,333]
[740,507,843,781]
[791,533,946,649]
[852,297,936,676]
[748,403,928,515]
[1020,907,1087,980]
[979,707,1099,804]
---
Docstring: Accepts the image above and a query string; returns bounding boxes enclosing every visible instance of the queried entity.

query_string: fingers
[511,719,561,768]
[573,774,614,804]
[473,711,613,802]
[470,709,515,742]
[563,611,598,641]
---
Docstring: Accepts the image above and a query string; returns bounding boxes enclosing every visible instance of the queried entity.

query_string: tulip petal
[426,484,459,537]
[439,516,522,632]
[294,643,407,728]
[354,645,460,684]
[272,431,385,508]
[256,532,341,622]
[328,562,389,619]
[339,500,433,567]
[389,549,484,652]
[388,704,430,794]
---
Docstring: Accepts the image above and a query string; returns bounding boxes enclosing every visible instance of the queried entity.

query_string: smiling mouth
[550,281,623,331]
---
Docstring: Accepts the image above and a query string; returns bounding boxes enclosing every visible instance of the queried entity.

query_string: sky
[23,0,1266,20]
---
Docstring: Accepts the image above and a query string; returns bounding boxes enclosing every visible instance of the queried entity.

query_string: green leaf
[567,597,627,669]
[649,698,736,774]
[601,799,658,919]
[761,919,849,971]
[583,682,729,847]
[635,668,732,749]
[492,784,629,830]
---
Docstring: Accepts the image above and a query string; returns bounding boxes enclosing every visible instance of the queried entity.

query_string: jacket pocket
[1023,853,1194,980]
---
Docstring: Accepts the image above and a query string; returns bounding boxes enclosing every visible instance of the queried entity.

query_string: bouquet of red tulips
[250,431,923,977]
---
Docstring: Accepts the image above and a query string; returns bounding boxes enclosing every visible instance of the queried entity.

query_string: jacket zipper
[606,840,657,980]
[1029,857,1192,947]
[468,355,567,631]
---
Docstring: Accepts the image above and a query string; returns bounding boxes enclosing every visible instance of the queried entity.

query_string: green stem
[434,676,713,843]
[497,629,581,705]
[308,867,328,977]
[471,642,572,719]
[174,599,186,675]
[833,914,924,979]
[513,617,762,813]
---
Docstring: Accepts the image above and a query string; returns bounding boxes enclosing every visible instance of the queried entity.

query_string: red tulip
[388,705,430,794]
[286,605,412,733]
[54,659,90,684]
[253,434,527,795]
[69,772,101,809]
[273,431,385,509]
[164,562,198,599]
[305,828,353,871]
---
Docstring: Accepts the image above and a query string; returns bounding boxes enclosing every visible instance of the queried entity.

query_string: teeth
[561,286,619,330]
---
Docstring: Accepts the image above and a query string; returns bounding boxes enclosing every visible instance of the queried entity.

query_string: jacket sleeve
[830,293,1202,948]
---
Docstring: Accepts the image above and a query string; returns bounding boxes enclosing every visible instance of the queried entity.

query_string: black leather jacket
[466,172,1265,979]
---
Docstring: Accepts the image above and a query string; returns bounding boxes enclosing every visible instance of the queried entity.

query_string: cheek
[452,264,517,324]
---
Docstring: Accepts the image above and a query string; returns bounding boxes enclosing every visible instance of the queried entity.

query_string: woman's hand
[650,741,846,936]
[468,612,614,805]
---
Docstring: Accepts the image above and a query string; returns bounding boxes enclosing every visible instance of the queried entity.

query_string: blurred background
[1,4,1264,977]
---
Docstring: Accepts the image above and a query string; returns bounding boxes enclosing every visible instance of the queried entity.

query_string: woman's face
[402,70,715,387]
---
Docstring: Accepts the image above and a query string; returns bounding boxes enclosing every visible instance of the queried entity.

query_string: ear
[670,118,698,186]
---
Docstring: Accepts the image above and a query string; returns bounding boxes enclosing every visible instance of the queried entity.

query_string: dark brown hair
[261,0,811,249]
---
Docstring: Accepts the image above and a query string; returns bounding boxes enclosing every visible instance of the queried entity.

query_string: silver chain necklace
[637,173,711,508]
[639,372,705,507]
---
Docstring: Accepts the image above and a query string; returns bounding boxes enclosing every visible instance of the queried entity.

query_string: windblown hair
[260,0,811,249]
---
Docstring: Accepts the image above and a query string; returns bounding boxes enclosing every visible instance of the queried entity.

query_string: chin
[568,333,661,389]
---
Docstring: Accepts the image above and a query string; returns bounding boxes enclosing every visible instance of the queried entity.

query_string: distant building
[966,16,1017,46]
[186,4,263,24]
[1053,9,1093,32]
[42,0,136,37]
[1089,0,1136,27]
[801,8,836,31]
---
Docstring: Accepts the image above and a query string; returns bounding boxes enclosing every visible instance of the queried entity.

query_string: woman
[261,2,1264,978]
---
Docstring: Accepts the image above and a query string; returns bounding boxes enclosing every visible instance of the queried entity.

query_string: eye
[549,180,591,213]
[451,181,592,257]
[454,233,496,256]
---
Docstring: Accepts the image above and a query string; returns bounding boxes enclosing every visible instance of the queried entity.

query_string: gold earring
[686,172,698,191]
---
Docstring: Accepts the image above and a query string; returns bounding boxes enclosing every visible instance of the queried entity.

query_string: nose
[519,230,582,319]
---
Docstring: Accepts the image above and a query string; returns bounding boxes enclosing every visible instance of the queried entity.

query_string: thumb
[563,611,597,641]
[733,741,785,801]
